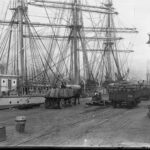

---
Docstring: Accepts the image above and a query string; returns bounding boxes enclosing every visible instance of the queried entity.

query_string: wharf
[0,98,150,147]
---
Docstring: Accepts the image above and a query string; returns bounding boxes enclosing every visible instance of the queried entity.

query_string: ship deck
[0,98,150,147]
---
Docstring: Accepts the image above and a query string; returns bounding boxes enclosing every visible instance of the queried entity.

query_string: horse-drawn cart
[45,85,81,109]
[108,83,142,108]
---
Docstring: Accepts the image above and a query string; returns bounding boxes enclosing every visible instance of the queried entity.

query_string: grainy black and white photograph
[0,0,150,148]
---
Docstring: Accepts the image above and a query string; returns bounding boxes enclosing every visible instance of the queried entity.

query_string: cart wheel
[132,101,137,107]
[45,99,49,109]
[74,98,77,105]
[54,100,58,108]
[113,101,117,108]
[127,102,132,109]
[77,98,80,104]
[51,99,56,108]
[118,102,122,108]
[134,100,138,106]
[48,100,53,108]
[68,99,72,106]
[71,98,75,106]
[128,101,135,108]
[58,99,65,109]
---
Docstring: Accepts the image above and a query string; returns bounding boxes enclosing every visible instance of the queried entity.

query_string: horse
[73,87,82,105]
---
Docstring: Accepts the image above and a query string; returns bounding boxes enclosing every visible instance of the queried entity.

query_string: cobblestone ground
[0,98,150,147]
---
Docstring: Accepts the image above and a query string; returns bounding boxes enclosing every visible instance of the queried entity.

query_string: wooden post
[0,126,6,142]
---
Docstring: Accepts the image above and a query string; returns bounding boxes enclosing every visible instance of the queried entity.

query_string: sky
[0,0,150,80]
[113,0,150,80]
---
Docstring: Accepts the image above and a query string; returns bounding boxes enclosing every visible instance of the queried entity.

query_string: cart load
[45,85,81,109]
[46,88,74,99]
[108,82,142,108]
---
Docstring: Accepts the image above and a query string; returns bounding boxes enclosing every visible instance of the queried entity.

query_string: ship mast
[72,0,79,84]
[18,0,25,84]
[5,0,27,85]
[71,0,91,84]
[105,0,112,82]
[27,0,117,86]
[0,0,137,89]
[104,0,122,82]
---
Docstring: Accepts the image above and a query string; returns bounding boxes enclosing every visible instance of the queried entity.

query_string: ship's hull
[0,96,45,110]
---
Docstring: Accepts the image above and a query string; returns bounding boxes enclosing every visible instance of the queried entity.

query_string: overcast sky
[0,0,150,80]
[113,0,150,80]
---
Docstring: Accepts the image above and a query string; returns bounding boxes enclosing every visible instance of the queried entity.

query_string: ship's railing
[21,85,51,96]
[0,85,51,97]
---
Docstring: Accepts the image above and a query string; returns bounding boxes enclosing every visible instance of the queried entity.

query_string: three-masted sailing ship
[0,0,137,109]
